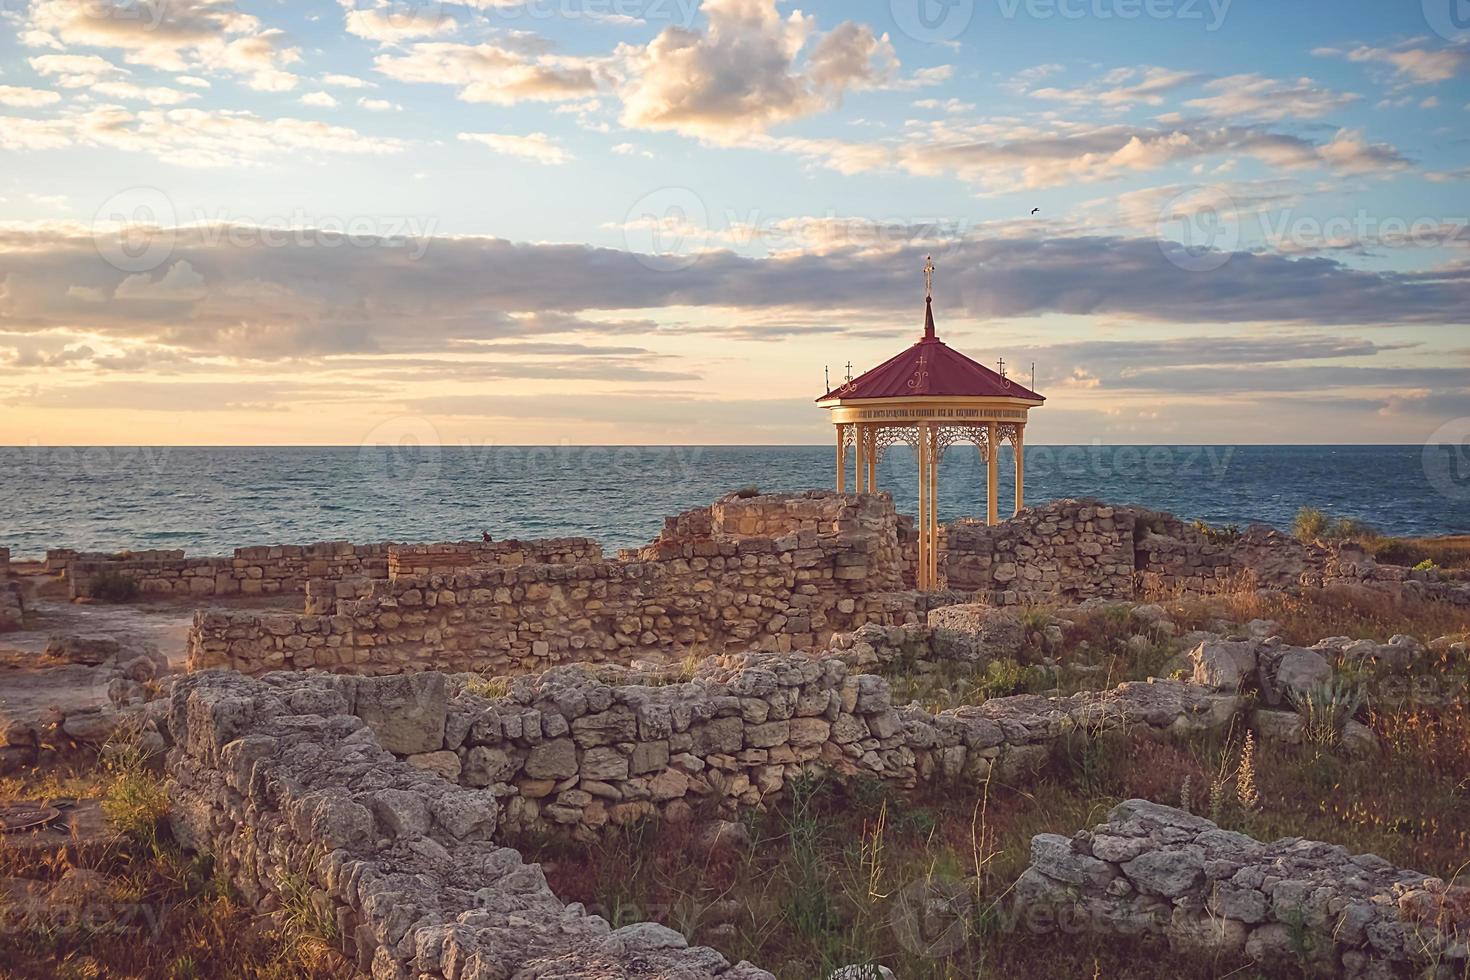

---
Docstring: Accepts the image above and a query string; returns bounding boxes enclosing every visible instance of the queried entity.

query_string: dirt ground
[0,586,298,729]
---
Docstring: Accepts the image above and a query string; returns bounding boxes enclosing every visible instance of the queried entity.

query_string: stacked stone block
[187,492,917,677]
[166,670,773,980]
[1016,799,1468,978]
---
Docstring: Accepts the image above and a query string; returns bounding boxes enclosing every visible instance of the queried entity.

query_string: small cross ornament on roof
[924,255,935,299]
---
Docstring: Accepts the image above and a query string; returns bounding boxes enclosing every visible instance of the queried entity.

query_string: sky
[0,0,1467,447]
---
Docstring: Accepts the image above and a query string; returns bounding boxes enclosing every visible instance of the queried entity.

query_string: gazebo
[817,258,1046,590]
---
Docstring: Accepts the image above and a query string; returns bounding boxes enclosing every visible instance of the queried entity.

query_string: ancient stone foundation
[1016,799,1468,979]
[944,500,1332,603]
[181,491,1468,679]
[188,492,917,676]
[0,546,22,632]
[166,669,776,980]
[52,537,603,601]
[157,594,1467,979]
[55,542,395,599]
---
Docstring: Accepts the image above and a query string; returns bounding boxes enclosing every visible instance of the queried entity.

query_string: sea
[1,445,1465,559]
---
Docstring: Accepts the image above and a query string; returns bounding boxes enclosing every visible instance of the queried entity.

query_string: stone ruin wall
[360,630,1239,835]
[1017,799,1467,979]
[183,492,1470,680]
[0,546,22,631]
[386,538,602,578]
[57,542,396,600]
[945,499,1339,604]
[163,616,1242,979]
[54,537,604,601]
[166,669,777,980]
[188,492,918,677]
[162,614,1466,979]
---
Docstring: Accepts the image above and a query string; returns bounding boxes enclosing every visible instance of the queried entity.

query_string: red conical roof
[819,298,1045,402]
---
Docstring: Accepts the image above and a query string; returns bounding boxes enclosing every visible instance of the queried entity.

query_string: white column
[1014,424,1026,516]
[986,422,999,526]
[928,427,940,588]
[917,423,931,590]
[835,426,846,493]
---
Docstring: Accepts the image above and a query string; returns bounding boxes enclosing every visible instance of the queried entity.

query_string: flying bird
[1030,207,1040,215]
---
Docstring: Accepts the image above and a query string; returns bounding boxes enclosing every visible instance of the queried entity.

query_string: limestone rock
[1188,639,1258,692]
[353,673,448,755]
[1251,709,1303,744]
[927,604,1025,663]
[1264,647,1332,707]
[407,750,461,782]
[46,634,121,666]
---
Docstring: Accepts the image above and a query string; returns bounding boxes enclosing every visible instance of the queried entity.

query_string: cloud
[0,85,62,108]
[375,40,601,104]
[17,380,329,412]
[358,97,401,112]
[0,224,1468,378]
[1311,128,1412,175]
[25,0,302,90]
[322,73,375,89]
[1315,43,1470,85]
[29,53,128,87]
[0,115,75,150]
[1094,364,1466,397]
[0,105,406,166]
[404,393,805,435]
[770,120,1410,192]
[1026,66,1203,107]
[300,91,340,108]
[459,131,571,165]
[611,141,654,158]
[91,81,199,105]
[1183,74,1359,121]
[113,260,208,302]
[340,0,456,41]
[615,0,897,142]
[1006,335,1411,388]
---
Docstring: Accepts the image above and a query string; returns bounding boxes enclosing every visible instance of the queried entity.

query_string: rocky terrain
[1,492,1467,979]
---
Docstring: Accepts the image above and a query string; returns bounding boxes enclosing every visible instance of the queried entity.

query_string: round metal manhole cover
[0,804,61,833]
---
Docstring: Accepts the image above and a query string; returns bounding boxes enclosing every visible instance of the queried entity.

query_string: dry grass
[513,586,1470,980]
[5,583,1468,979]
[516,703,1470,980]
[1158,585,1470,648]
[0,751,354,980]
[1378,536,1470,573]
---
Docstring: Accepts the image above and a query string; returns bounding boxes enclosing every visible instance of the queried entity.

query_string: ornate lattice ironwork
[998,423,1021,446]
[872,424,918,464]
[933,423,990,462]
[839,423,857,448]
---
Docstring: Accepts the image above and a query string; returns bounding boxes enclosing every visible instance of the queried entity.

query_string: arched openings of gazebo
[834,419,1028,576]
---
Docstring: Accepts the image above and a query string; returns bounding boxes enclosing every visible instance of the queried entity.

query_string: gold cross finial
[924,255,935,299]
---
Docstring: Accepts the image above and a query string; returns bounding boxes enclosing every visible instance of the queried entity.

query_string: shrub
[1293,507,1328,541]
[1290,678,1365,750]
[1192,519,1241,544]
[462,673,510,700]
[88,570,140,603]
[1292,507,1386,553]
